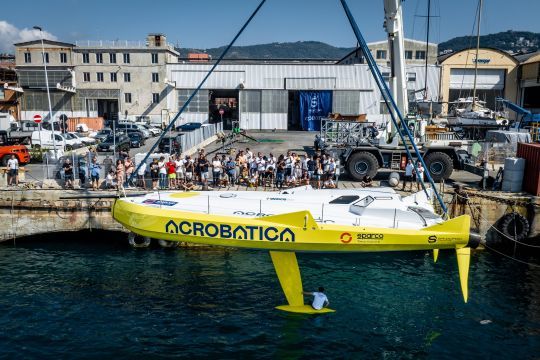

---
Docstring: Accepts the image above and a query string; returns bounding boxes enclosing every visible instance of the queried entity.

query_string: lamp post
[33,25,57,161]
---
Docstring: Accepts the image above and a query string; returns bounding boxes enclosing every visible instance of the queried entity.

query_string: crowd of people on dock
[75,147,350,191]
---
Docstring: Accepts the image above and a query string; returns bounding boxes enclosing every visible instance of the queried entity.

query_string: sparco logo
[357,233,384,240]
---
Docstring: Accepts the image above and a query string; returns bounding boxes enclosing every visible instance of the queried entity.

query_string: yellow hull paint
[112,199,473,311]
[112,199,471,252]
[275,305,336,314]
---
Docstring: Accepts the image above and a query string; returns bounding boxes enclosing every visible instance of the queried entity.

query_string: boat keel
[269,251,335,314]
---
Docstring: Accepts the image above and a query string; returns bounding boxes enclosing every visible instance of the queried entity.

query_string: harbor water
[0,233,538,359]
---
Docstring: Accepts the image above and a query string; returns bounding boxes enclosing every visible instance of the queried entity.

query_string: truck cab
[0,131,31,165]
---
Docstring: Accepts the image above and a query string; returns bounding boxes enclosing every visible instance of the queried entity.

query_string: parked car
[158,134,183,154]
[128,132,145,148]
[31,130,70,151]
[117,122,150,139]
[176,122,202,132]
[68,132,97,146]
[63,132,85,148]
[93,128,113,143]
[96,134,130,153]
[124,128,145,139]
[142,124,161,136]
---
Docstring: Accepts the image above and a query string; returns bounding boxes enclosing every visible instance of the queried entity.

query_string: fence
[179,123,223,155]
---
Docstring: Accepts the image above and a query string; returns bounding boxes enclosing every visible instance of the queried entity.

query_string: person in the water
[303,287,329,310]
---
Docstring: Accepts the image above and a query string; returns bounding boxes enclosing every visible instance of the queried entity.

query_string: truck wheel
[347,152,379,181]
[424,152,453,181]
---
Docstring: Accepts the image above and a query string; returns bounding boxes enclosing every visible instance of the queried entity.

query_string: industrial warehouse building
[438,48,519,115]
[11,32,537,128]
[517,51,540,113]
[165,62,441,130]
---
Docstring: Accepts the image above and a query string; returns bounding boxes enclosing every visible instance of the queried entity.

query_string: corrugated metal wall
[168,64,379,90]
[167,63,441,129]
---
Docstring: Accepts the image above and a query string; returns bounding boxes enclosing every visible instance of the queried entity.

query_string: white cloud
[0,20,58,53]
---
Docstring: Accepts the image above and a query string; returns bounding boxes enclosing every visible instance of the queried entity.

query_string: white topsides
[125,186,442,230]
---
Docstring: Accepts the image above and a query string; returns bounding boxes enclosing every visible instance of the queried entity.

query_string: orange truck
[0,130,31,165]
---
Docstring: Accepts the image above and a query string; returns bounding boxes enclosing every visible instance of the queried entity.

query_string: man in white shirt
[303,287,329,310]
[137,161,147,189]
[401,159,414,191]
[6,155,19,186]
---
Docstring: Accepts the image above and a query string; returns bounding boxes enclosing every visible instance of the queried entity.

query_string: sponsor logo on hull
[165,220,295,242]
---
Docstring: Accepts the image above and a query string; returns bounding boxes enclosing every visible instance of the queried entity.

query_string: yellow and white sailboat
[112,186,478,313]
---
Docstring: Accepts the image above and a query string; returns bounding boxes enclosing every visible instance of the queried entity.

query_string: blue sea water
[0,233,539,359]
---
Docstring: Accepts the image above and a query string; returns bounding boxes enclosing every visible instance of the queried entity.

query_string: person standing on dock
[415,161,425,191]
[6,154,19,186]
[89,157,101,191]
[303,287,330,310]
[401,159,414,192]
[63,158,74,189]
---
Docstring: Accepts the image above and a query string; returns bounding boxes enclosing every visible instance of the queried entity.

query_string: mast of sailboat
[423,0,431,100]
[472,0,483,109]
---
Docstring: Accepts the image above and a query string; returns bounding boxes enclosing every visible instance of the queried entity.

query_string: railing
[75,40,174,49]
[179,123,223,155]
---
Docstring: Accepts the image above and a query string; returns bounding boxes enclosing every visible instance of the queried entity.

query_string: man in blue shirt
[89,157,101,190]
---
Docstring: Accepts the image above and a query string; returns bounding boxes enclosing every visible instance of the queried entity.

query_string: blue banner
[299,91,332,131]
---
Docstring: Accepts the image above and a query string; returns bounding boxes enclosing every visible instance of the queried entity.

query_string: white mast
[472,0,483,109]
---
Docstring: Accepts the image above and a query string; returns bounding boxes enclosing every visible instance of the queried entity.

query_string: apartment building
[14,34,179,124]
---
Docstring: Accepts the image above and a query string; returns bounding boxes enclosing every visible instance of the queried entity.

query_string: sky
[1,0,539,53]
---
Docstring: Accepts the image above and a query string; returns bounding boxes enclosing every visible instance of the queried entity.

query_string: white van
[31,130,67,151]
[117,122,150,138]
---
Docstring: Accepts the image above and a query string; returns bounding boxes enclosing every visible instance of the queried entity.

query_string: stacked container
[516,143,540,196]
[502,157,525,192]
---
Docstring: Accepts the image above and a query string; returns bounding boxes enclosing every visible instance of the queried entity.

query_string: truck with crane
[319,0,467,182]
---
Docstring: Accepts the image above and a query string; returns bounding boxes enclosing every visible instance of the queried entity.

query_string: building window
[110,72,117,82]
[415,50,426,60]
[60,52,67,63]
[407,72,417,82]
[96,53,103,63]
[109,53,116,63]
[44,53,49,63]
[124,72,131,82]
[24,52,31,63]
[152,72,159,82]
[83,72,90,82]
[376,50,387,59]
[125,93,132,103]
[151,53,158,64]
[123,53,130,63]
[152,93,160,103]
[97,72,104,82]
[405,50,413,59]
[82,53,90,63]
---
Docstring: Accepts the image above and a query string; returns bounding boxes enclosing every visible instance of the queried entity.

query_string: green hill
[179,41,354,60]
[439,31,539,54]
[177,31,540,60]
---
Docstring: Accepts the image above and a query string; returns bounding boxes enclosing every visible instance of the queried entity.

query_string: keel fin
[433,249,439,263]
[260,211,318,229]
[269,251,304,307]
[456,247,471,303]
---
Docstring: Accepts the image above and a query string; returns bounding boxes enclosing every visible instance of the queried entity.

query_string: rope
[127,0,267,186]
[454,191,540,248]
[482,242,540,268]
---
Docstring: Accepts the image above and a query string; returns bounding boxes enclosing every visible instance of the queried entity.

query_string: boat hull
[112,198,470,253]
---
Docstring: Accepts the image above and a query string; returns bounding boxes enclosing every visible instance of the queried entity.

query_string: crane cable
[127,0,267,186]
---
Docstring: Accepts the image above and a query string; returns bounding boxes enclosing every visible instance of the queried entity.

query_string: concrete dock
[0,131,538,245]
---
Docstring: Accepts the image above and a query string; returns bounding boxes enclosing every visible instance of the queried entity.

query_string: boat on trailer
[112,186,477,313]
